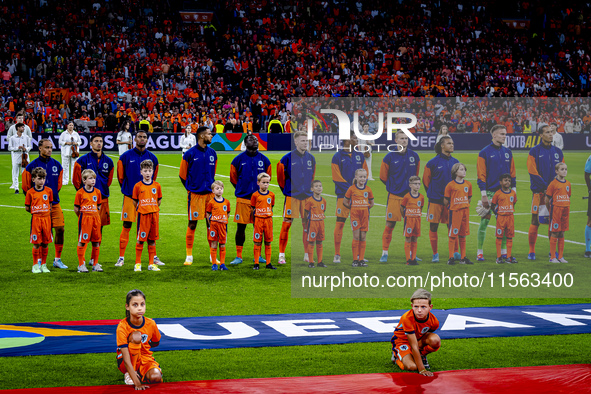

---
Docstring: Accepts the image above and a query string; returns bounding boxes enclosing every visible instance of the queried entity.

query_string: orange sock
[558,237,565,259]
[359,241,366,261]
[128,342,141,371]
[496,238,502,258]
[120,227,130,257]
[279,221,291,254]
[32,248,40,264]
[135,243,143,265]
[77,245,87,266]
[316,244,323,264]
[421,344,440,356]
[334,222,345,255]
[448,237,456,259]
[41,247,49,265]
[236,245,243,259]
[303,229,308,254]
[91,246,100,266]
[382,226,394,251]
[429,230,438,254]
[352,239,359,260]
[265,244,271,265]
[455,238,459,254]
[411,241,418,261]
[55,243,63,259]
[404,241,411,261]
[220,246,226,265]
[528,224,538,254]
[459,237,466,259]
[506,238,513,258]
[186,227,195,256]
[253,244,261,264]
[148,244,156,265]
[210,247,217,265]
[549,236,557,259]
[308,242,315,263]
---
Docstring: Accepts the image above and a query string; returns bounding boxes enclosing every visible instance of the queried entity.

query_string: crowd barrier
[1,132,590,152]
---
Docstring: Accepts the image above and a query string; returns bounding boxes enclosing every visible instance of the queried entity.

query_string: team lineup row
[14,125,591,272]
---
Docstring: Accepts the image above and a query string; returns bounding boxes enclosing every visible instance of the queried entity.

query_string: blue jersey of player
[179,144,218,193]
[117,148,159,197]
[476,143,516,192]
[24,156,63,204]
[74,151,115,197]
[380,149,420,196]
[230,151,272,199]
[423,153,459,203]
[331,150,367,198]
[277,150,316,199]
[527,143,564,193]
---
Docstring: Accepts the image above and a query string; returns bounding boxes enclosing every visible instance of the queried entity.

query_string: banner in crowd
[1,132,589,153]
[44,88,70,103]
[179,11,214,23]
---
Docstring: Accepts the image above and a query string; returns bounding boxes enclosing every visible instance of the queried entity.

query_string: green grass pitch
[0,149,589,389]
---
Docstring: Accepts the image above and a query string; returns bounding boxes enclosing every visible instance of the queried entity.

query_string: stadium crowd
[1,0,591,134]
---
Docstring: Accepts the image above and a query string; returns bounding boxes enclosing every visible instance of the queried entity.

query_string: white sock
[477,249,483,255]
[382,250,388,256]
[501,249,507,255]
[279,253,285,258]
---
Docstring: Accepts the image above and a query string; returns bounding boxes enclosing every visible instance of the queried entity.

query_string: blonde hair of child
[451,163,466,179]
[211,180,224,189]
[353,168,367,186]
[555,162,567,171]
[81,169,96,181]
[257,172,270,182]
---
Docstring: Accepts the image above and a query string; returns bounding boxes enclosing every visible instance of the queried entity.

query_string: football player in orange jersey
[401,176,425,266]
[545,163,571,263]
[344,168,374,267]
[303,180,327,268]
[74,169,103,273]
[206,180,231,271]
[116,289,162,389]
[25,167,53,273]
[251,173,276,270]
[443,163,473,265]
[390,289,440,376]
[491,174,518,264]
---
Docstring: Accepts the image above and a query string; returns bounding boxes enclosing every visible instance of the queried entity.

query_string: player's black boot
[266,263,277,270]
[447,258,456,265]
[421,355,430,370]
[351,260,360,267]
[358,260,368,267]
[507,257,518,264]
[317,262,327,267]
[253,264,260,270]
[460,257,474,265]
[308,262,315,268]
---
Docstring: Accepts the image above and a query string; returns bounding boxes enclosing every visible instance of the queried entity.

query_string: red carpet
[5,364,590,393]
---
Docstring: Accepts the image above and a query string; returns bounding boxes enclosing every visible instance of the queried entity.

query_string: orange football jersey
[304,196,327,221]
[444,180,472,211]
[116,317,161,362]
[344,184,374,208]
[546,178,571,207]
[491,189,517,215]
[74,187,102,217]
[25,186,53,217]
[401,192,425,218]
[391,309,440,346]
[132,181,162,214]
[206,197,231,223]
[251,190,275,218]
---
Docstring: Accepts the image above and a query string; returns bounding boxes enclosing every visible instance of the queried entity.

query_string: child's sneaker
[92,263,104,272]
[447,258,456,265]
[496,257,505,264]
[333,254,341,263]
[266,263,277,270]
[115,257,125,267]
[211,264,218,271]
[40,264,50,273]
[506,257,518,264]
[460,257,474,265]
[476,253,484,261]
[453,252,461,260]
[558,257,568,263]
[317,262,327,268]
[219,264,229,270]
[88,259,94,267]
[278,254,287,264]
[124,372,134,386]
[32,264,42,273]
[184,256,193,266]
[358,260,368,267]
[379,253,388,262]
[153,256,165,266]
[432,253,439,263]
[527,253,536,260]
[230,257,243,265]
[53,258,68,269]
[134,263,142,271]
[77,264,89,273]
[351,260,360,267]
[549,258,560,264]
[421,355,430,370]
[308,262,315,268]
[253,264,259,270]
[148,264,161,271]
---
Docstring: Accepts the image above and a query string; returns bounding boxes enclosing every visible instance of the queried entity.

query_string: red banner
[180,12,214,23]
[45,88,70,103]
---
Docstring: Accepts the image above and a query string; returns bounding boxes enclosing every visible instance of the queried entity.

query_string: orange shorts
[386,194,403,222]
[234,198,253,224]
[391,341,413,366]
[351,208,369,231]
[137,212,159,242]
[284,196,306,219]
[188,192,213,221]
[495,215,515,238]
[30,216,53,244]
[335,198,351,219]
[531,192,546,215]
[253,216,273,242]
[100,198,111,226]
[78,214,102,243]
[121,196,137,222]
[550,206,569,232]
[448,208,470,237]
[118,355,161,383]
[51,203,65,228]
[208,221,228,244]
[306,220,325,242]
[427,202,448,223]
[403,217,421,237]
